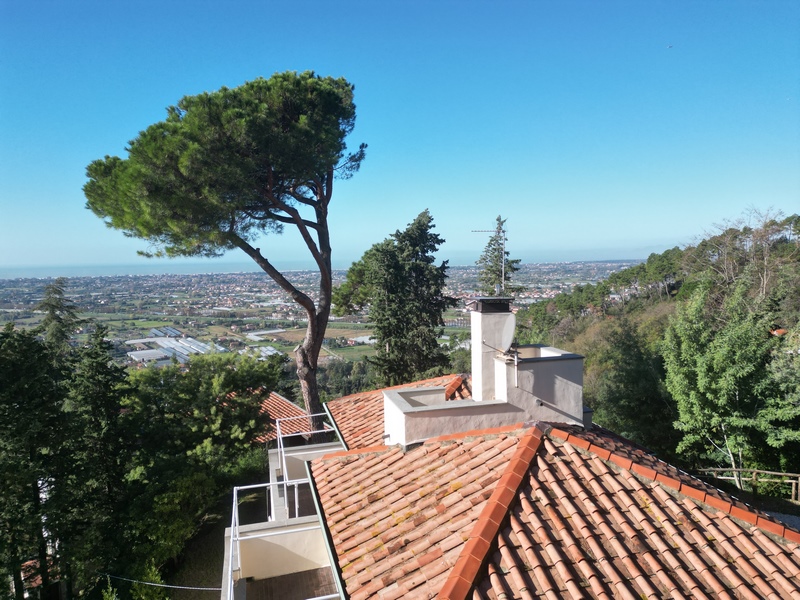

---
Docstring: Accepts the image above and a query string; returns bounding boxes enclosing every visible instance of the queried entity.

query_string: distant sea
[0,262,274,280]
[0,257,645,280]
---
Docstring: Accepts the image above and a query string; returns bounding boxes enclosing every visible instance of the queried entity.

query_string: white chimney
[470,298,515,401]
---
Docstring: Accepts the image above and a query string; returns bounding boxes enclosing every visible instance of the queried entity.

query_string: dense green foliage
[516,210,800,476]
[0,325,63,599]
[36,277,82,358]
[84,70,366,422]
[475,215,522,296]
[316,359,378,402]
[333,210,457,386]
[663,213,800,476]
[0,316,279,598]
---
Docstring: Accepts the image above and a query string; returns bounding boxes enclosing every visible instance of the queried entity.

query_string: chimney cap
[468,297,514,313]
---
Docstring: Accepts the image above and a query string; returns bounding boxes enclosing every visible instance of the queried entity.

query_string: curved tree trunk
[233,211,332,430]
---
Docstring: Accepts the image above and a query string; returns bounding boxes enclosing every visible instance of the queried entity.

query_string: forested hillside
[516,211,800,475]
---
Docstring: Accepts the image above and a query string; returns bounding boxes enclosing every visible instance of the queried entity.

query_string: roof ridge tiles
[438,425,545,600]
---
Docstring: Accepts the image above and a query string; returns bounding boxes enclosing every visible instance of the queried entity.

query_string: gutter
[324,402,349,451]
[305,459,348,600]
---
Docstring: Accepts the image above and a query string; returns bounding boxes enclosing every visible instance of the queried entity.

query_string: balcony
[222,413,344,600]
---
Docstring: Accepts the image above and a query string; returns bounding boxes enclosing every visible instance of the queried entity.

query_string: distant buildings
[125,327,226,365]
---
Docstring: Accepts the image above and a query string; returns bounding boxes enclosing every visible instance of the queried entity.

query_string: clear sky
[1,0,798,277]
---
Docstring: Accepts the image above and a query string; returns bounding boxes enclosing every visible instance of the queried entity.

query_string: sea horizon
[0,257,645,281]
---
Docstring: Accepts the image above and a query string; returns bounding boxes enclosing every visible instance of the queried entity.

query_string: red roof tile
[310,422,800,599]
[325,374,472,449]
[255,391,326,443]
[311,427,526,599]
[470,433,800,599]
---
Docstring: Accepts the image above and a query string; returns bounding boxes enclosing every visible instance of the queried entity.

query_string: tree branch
[269,195,328,273]
[287,186,318,207]
[228,234,316,316]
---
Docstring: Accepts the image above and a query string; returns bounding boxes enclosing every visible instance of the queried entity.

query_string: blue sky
[1,0,798,276]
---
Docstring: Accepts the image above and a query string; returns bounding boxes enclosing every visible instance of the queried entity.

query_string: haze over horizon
[2,1,798,278]
[0,256,647,281]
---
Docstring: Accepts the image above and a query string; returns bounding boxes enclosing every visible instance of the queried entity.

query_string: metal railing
[697,468,800,501]
[275,413,337,488]
[226,413,342,600]
[227,481,327,599]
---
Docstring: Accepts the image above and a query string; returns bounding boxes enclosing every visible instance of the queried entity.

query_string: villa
[221,298,800,599]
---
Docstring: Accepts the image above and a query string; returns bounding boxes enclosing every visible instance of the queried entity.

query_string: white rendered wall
[496,351,584,426]
[383,388,521,447]
[226,518,330,581]
[384,345,585,448]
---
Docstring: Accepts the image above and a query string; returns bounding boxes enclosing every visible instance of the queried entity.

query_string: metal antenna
[473,220,507,293]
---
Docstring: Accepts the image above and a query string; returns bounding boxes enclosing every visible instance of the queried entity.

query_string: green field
[322,344,376,361]
[6,305,473,366]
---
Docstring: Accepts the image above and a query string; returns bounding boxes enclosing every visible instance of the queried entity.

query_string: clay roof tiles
[311,424,527,600]
[467,432,800,599]
[256,391,319,443]
[309,422,800,600]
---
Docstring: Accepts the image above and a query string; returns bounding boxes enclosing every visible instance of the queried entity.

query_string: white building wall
[224,517,330,584]
[497,353,584,426]
[384,345,585,448]
[471,310,515,401]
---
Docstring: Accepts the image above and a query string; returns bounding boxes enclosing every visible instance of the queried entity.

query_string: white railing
[227,481,323,599]
[275,413,335,488]
[226,413,342,600]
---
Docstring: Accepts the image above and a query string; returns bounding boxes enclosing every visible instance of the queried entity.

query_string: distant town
[0,260,640,366]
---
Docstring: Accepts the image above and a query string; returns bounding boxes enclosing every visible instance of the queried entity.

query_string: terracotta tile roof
[550,424,761,517]
[325,374,471,450]
[309,423,800,600]
[255,391,317,443]
[310,424,525,600]
[468,431,800,599]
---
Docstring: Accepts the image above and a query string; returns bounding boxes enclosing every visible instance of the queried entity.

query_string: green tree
[475,215,522,296]
[333,210,456,386]
[130,562,169,600]
[84,71,366,421]
[0,325,63,599]
[589,319,679,460]
[644,247,683,300]
[51,325,129,597]
[35,277,81,358]
[101,577,120,600]
[515,300,560,345]
[757,327,800,464]
[120,353,278,566]
[682,210,799,305]
[318,359,377,401]
[663,283,778,485]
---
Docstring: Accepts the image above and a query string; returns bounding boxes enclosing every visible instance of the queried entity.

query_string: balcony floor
[244,567,336,600]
